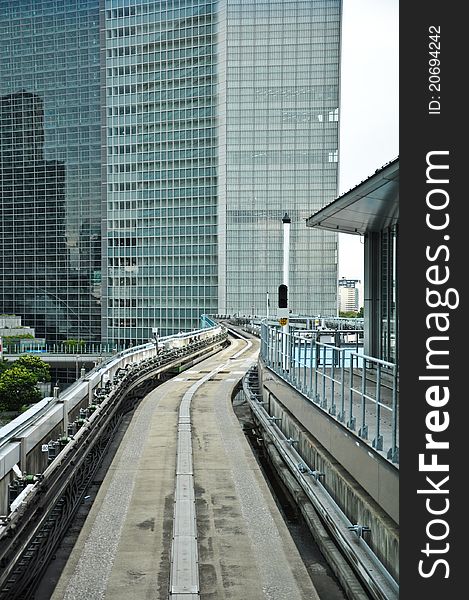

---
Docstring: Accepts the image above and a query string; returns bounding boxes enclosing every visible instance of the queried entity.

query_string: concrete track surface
[50,336,320,600]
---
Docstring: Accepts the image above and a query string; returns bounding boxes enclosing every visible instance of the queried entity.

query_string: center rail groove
[169,331,252,598]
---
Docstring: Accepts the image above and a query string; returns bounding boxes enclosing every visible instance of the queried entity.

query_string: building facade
[1,0,341,345]
[0,1,102,343]
[338,278,360,313]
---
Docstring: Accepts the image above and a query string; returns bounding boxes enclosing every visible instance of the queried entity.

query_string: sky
[338,0,399,286]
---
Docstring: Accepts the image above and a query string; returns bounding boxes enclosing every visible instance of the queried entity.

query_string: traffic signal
[278,284,288,308]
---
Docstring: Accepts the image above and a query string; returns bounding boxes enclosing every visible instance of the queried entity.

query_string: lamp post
[280,213,291,370]
[282,212,291,291]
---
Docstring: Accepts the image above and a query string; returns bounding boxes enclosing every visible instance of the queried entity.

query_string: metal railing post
[338,349,345,422]
[373,364,383,450]
[348,355,356,430]
[303,337,307,392]
[309,337,313,399]
[313,341,319,403]
[330,351,336,416]
[389,366,399,463]
[321,345,327,409]
[359,360,368,440]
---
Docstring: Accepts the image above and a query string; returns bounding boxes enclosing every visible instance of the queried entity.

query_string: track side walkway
[50,337,319,600]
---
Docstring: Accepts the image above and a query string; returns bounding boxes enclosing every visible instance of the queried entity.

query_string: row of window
[108,200,216,211]
[105,19,213,39]
[106,80,213,96]
[108,228,217,240]
[108,298,137,307]
[107,75,213,96]
[105,269,217,279]
[107,169,216,183]
[108,257,137,267]
[108,219,136,228]
[106,32,213,53]
[106,155,214,173]
[105,37,213,58]
[106,53,212,76]
[107,102,214,116]
[115,244,216,254]
[107,186,217,200]
[109,277,137,286]
[107,277,218,291]
[107,299,216,311]
[107,318,137,327]
[105,4,214,21]
[107,266,217,277]
[108,238,137,247]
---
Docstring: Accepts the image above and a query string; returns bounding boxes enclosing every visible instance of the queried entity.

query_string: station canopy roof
[306,158,399,235]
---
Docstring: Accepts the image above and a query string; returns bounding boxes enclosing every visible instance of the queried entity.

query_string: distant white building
[338,278,360,313]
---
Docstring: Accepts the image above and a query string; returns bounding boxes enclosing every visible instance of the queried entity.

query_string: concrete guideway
[51,336,320,600]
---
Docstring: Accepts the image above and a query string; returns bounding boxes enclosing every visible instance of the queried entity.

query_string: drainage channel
[232,390,349,600]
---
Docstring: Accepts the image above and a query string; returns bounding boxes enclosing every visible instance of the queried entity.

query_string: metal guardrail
[260,322,399,464]
[0,325,228,599]
[2,315,220,356]
[242,366,398,600]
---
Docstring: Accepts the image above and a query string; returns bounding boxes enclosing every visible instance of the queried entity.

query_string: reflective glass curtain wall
[1,0,341,347]
[0,0,102,344]
[104,0,219,343]
[219,0,341,317]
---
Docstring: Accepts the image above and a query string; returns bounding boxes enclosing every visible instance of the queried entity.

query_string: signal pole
[282,212,291,292]
[278,213,291,370]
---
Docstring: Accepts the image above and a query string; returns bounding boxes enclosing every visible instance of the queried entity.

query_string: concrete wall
[258,360,399,581]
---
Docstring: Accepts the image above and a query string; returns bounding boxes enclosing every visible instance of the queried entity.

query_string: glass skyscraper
[0,0,102,343]
[220,0,340,316]
[1,0,341,345]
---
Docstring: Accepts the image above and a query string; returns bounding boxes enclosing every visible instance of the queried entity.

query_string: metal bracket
[348,524,371,539]
[297,463,324,482]
[267,416,281,424]
[311,470,325,483]
[285,437,298,446]
[387,446,399,464]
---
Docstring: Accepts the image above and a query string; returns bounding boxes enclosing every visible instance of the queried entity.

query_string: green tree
[64,338,86,347]
[339,310,359,318]
[0,359,10,376]
[63,339,86,351]
[14,355,51,383]
[0,366,42,412]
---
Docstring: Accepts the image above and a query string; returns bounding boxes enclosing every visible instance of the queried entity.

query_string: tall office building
[1,0,341,345]
[0,1,102,344]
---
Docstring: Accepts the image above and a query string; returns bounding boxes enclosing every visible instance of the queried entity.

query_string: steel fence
[260,322,399,464]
